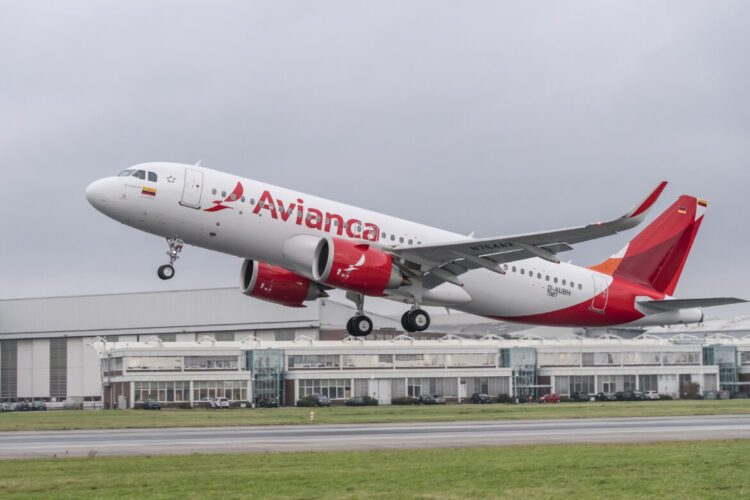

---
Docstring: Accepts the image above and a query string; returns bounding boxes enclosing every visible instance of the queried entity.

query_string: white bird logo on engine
[337,255,366,279]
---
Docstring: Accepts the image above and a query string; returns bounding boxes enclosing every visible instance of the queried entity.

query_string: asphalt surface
[2,414,749,459]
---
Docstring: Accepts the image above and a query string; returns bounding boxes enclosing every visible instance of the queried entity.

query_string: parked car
[471,393,492,404]
[418,395,437,405]
[626,390,647,401]
[432,395,446,405]
[31,401,47,411]
[346,397,365,406]
[539,393,560,403]
[257,397,279,408]
[572,392,591,402]
[141,399,161,410]
[15,401,31,411]
[312,395,331,407]
[210,397,230,409]
[0,402,13,412]
[614,391,627,401]
[595,392,617,402]
[644,391,660,400]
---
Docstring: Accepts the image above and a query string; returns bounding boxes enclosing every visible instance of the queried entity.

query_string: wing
[392,181,667,288]
[638,297,747,312]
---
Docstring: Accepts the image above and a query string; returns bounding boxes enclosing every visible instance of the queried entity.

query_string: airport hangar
[1,287,749,409]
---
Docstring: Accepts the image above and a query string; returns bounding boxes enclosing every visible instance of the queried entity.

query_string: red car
[539,393,560,403]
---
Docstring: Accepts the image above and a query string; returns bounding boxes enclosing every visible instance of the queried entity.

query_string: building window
[623,375,636,391]
[193,380,247,401]
[274,329,296,341]
[134,381,191,403]
[126,356,182,371]
[214,332,235,342]
[299,379,351,399]
[639,375,658,392]
[601,375,616,393]
[289,355,340,369]
[407,378,422,397]
[569,376,594,395]
[184,356,238,370]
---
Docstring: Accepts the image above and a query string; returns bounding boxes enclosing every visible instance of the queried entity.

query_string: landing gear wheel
[401,311,411,332]
[404,309,430,332]
[347,315,373,337]
[157,264,175,280]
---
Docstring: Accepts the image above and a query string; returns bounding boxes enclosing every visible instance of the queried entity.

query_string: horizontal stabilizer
[638,297,747,312]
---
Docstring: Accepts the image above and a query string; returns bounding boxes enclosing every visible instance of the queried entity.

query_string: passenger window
[399,237,404,243]
[520,269,525,275]
[553,277,558,283]
[408,239,413,245]
[512,266,516,273]
[147,171,157,182]
[390,235,395,241]
[212,189,217,195]
[133,170,146,180]
[241,196,246,202]
[570,281,574,288]
[545,275,550,281]
[250,198,255,205]
[562,279,566,286]
[381,233,386,239]
[578,284,582,290]
[537,273,541,279]
[503,264,508,270]
[221,191,226,197]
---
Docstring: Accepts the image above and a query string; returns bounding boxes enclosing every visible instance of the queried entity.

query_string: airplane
[86,162,746,337]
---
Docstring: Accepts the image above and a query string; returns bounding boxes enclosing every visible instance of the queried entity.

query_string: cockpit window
[118,169,135,177]
[133,170,146,180]
[147,171,157,182]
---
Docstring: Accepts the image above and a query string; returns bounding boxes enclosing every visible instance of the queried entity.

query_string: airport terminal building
[1,288,749,408]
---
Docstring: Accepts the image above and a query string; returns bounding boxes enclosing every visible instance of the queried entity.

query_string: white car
[210,397,230,409]
[644,391,660,400]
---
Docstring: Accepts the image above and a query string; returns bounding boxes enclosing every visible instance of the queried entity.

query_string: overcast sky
[1,1,748,318]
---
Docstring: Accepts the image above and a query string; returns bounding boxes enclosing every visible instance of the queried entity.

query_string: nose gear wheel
[158,237,184,280]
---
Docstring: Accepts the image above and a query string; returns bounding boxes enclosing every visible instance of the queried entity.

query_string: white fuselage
[86,162,697,328]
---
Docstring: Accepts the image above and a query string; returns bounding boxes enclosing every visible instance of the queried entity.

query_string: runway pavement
[1,414,749,459]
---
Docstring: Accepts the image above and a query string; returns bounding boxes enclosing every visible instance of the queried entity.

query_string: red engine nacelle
[240,260,325,308]
[313,237,406,296]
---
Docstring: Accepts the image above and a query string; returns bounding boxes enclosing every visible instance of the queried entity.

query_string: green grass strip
[2,399,750,431]
[0,440,749,499]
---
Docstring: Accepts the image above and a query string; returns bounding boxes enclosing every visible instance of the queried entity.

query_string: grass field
[1,399,750,431]
[0,440,748,498]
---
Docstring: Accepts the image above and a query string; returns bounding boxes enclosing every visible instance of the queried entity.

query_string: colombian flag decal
[141,187,156,197]
[697,199,708,207]
[677,206,687,214]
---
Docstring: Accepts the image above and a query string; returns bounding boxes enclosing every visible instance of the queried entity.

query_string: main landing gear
[344,292,431,337]
[157,237,184,280]
[346,292,373,337]
[401,308,431,333]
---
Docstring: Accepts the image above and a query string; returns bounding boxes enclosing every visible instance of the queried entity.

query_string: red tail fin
[589,195,707,295]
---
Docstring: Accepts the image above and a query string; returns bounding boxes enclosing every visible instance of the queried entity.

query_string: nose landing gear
[157,237,184,280]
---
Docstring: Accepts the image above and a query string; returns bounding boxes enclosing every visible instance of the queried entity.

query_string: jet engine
[312,236,407,296]
[240,260,326,308]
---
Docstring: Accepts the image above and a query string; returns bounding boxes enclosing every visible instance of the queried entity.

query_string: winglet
[626,181,667,219]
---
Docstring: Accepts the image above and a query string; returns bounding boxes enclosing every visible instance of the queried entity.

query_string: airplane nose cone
[85,178,109,210]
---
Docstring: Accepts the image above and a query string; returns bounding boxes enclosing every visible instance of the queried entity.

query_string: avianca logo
[337,255,366,280]
[204,182,243,212]
[252,190,380,242]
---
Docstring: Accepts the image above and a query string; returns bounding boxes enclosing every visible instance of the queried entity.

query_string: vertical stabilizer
[589,195,706,295]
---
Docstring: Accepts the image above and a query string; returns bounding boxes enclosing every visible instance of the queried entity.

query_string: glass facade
[704,345,739,394]
[502,348,537,399]
[248,349,284,406]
